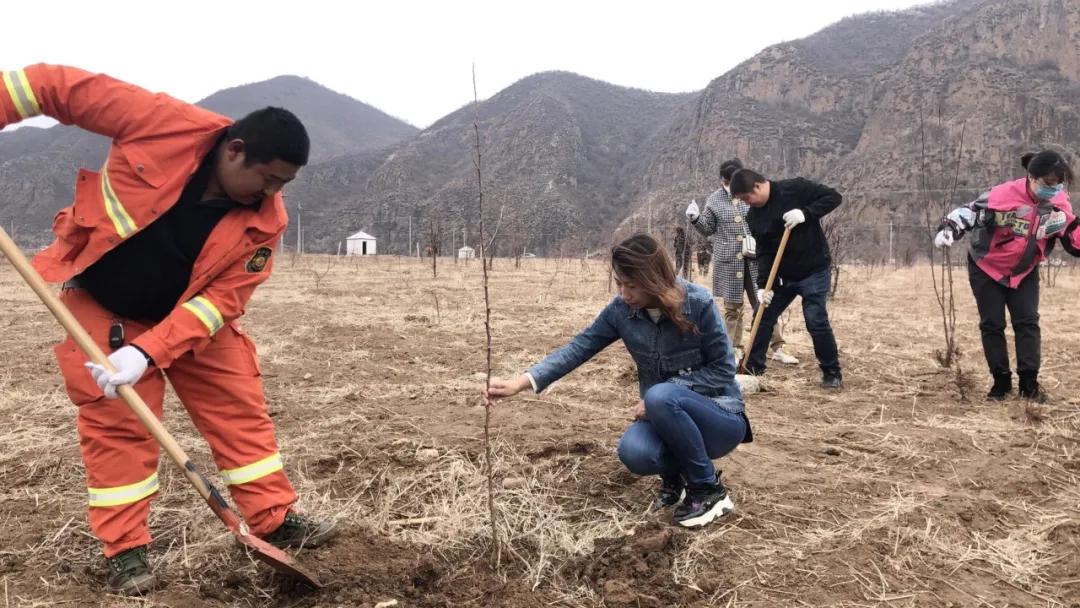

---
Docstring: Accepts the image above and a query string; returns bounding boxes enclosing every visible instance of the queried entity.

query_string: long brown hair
[611,233,696,334]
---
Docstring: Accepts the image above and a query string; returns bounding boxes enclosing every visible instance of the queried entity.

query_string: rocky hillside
[0,73,416,247]
[288,72,695,255]
[620,0,1079,256]
[198,76,417,164]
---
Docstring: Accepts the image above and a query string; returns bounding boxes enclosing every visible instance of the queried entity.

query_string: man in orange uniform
[0,64,336,594]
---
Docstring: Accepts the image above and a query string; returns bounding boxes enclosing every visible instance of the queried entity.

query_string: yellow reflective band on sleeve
[101,166,138,238]
[2,70,42,119]
[87,472,160,508]
[181,296,224,335]
[220,453,283,486]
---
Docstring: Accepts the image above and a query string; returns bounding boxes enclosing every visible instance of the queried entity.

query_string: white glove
[782,209,806,229]
[685,200,700,222]
[756,289,773,306]
[1037,210,1067,240]
[85,346,149,399]
[934,229,954,248]
[741,236,757,257]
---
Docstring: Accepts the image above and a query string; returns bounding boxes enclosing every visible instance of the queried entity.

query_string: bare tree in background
[822,195,868,298]
[428,215,440,279]
[1043,252,1065,288]
[672,221,692,280]
[921,113,970,399]
[484,205,505,271]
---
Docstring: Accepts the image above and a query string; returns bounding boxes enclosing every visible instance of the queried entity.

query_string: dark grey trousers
[967,260,1040,375]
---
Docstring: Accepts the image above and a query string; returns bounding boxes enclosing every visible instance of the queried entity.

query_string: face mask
[1032,179,1064,200]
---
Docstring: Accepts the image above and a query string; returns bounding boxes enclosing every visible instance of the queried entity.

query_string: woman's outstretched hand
[483,374,532,406]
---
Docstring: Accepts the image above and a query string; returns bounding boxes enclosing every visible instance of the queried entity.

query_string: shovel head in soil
[199,467,323,587]
[241,534,322,587]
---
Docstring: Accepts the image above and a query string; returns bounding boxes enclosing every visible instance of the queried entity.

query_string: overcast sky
[4,0,934,130]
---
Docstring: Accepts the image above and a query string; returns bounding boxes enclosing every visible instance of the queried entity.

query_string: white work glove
[741,235,757,257]
[934,229,954,248]
[1037,210,1067,240]
[782,209,806,229]
[85,346,149,399]
[685,200,700,222]
[756,289,773,306]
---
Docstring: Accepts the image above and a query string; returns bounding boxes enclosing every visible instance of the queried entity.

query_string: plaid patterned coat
[690,187,760,303]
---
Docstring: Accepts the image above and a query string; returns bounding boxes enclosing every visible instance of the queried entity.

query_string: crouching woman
[484,233,753,528]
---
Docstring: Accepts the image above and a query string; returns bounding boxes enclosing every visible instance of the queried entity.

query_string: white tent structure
[457,245,476,259]
[346,231,377,256]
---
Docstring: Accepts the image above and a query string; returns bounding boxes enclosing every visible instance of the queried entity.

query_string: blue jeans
[617,383,748,486]
[747,267,840,377]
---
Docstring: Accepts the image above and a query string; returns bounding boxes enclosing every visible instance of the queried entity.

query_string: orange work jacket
[1,64,287,368]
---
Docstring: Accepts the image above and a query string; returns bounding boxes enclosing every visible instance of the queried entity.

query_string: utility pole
[296,204,303,254]
[888,220,894,264]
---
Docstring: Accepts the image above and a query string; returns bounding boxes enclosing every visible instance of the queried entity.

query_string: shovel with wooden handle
[0,225,321,588]
[738,227,791,374]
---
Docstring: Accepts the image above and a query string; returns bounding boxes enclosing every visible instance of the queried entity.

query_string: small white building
[346,231,377,256]
[457,245,476,259]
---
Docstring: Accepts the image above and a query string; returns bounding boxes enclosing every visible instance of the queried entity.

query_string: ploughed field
[1,255,1078,607]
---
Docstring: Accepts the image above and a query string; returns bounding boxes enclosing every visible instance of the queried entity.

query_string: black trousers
[967,260,1040,375]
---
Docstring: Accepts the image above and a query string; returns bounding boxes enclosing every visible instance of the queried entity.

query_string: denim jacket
[528,280,744,414]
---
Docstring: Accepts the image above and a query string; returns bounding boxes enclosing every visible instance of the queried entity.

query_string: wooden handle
[0,226,215,503]
[739,227,792,372]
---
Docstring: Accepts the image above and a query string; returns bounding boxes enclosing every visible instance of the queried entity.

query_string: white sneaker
[735,374,761,393]
[771,349,799,365]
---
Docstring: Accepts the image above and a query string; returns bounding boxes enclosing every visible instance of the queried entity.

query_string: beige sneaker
[771,349,799,365]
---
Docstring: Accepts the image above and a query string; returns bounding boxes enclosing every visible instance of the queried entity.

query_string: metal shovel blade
[205,489,323,588]
[238,532,323,588]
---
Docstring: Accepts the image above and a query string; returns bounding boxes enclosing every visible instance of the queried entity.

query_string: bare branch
[485,205,506,269]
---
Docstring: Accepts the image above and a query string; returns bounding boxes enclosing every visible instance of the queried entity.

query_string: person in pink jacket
[935,151,1078,402]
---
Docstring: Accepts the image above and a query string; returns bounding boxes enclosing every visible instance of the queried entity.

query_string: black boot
[1018,371,1047,403]
[652,474,685,510]
[986,372,1012,401]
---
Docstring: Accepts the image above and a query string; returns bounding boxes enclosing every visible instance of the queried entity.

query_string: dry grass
[1,255,1079,606]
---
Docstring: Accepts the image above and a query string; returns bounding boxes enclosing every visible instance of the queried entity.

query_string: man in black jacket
[729,169,844,388]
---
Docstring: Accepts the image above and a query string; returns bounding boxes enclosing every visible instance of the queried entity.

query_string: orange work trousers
[54,288,296,557]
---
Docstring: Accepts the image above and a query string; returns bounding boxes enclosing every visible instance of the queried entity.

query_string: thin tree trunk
[472,64,500,568]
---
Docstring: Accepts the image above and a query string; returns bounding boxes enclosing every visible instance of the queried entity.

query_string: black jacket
[746,178,842,287]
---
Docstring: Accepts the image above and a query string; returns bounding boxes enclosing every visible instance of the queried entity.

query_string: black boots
[987,372,1012,401]
[1018,371,1047,403]
[991,371,1048,403]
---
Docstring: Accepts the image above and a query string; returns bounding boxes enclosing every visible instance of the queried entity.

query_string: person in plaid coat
[687,159,795,363]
